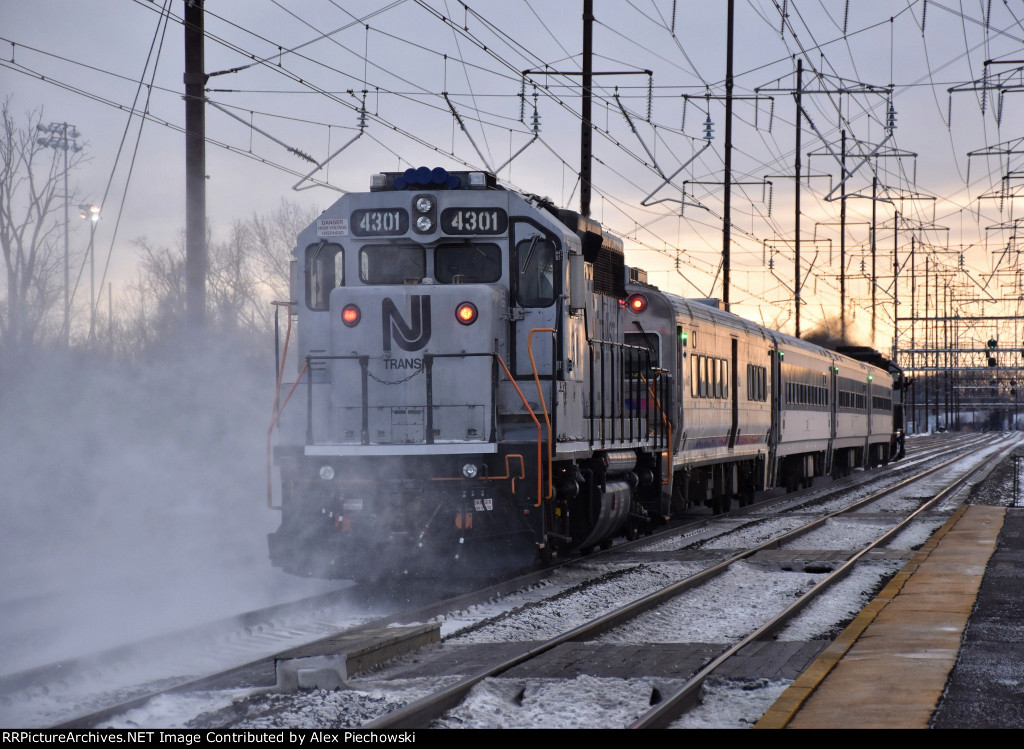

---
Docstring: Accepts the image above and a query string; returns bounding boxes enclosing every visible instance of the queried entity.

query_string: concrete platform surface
[757,505,1018,729]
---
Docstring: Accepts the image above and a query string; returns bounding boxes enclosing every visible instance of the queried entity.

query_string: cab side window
[514,227,557,307]
[305,242,344,310]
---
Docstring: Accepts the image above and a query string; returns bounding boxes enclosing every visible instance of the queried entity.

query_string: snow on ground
[91,544,957,729]
[64,434,1024,729]
[432,675,673,729]
[776,561,903,640]
[449,562,704,643]
[670,677,791,729]
[782,517,899,550]
[697,517,808,549]
[599,562,825,644]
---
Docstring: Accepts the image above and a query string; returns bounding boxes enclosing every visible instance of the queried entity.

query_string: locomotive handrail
[428,351,544,507]
[303,355,370,445]
[587,337,660,450]
[492,353,544,508]
[296,351,544,506]
[527,328,557,501]
[640,371,673,485]
[267,301,296,509]
[266,358,309,510]
[271,301,295,418]
[421,353,500,444]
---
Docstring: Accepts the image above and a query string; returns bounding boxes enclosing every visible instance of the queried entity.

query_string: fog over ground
[0,338,339,675]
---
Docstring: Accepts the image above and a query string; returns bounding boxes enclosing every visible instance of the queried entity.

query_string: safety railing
[587,338,670,450]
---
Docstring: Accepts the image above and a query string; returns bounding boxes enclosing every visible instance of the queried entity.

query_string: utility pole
[794,58,803,338]
[721,0,735,312]
[871,175,878,342]
[839,130,846,331]
[524,1,648,220]
[184,0,207,329]
[580,0,593,218]
[910,232,916,432]
[891,209,898,362]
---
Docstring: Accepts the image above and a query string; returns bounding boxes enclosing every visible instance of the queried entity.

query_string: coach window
[515,233,557,307]
[359,244,424,285]
[435,243,502,284]
[305,242,344,311]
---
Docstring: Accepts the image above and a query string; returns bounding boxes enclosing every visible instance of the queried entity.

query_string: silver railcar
[267,167,902,580]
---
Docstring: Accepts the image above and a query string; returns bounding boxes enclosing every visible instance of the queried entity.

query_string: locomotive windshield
[435,243,502,284]
[359,244,425,284]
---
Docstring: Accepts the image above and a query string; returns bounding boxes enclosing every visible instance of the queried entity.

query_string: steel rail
[630,434,1020,728]
[363,434,1007,729]
[33,434,988,729]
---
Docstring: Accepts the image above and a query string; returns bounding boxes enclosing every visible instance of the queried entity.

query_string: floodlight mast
[36,122,81,346]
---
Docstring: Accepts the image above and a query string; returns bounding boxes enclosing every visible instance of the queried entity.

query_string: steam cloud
[0,335,336,677]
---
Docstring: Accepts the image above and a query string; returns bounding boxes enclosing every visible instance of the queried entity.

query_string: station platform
[757,504,1024,729]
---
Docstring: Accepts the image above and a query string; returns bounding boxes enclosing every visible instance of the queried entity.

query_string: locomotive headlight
[415,215,433,232]
[462,463,478,479]
[319,465,335,481]
[415,196,434,213]
[341,304,361,327]
[627,293,648,313]
[456,302,478,325]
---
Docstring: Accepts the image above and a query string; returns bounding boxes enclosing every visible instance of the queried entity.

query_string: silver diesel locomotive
[267,167,904,581]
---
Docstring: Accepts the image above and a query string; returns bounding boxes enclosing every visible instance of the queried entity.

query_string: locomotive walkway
[756,504,1024,729]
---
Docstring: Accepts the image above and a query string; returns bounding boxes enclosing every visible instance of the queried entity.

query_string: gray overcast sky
[4,1,1024,346]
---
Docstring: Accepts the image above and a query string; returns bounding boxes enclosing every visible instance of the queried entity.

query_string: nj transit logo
[382,296,431,351]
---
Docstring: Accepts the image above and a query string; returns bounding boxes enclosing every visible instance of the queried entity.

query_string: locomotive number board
[351,208,410,236]
[440,207,508,235]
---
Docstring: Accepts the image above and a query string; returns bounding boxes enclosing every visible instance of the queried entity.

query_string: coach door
[826,357,838,475]
[728,338,739,448]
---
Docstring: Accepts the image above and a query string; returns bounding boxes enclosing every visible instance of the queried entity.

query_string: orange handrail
[272,301,294,417]
[265,340,543,510]
[266,357,309,509]
[527,328,556,501]
[267,302,295,509]
[430,453,526,494]
[493,353,545,508]
[640,372,673,485]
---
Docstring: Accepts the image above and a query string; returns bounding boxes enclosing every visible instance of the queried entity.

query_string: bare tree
[245,198,318,303]
[105,200,316,358]
[208,219,271,336]
[0,99,85,356]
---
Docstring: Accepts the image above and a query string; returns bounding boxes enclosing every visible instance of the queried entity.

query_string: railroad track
[345,433,1015,729]
[2,432,1000,729]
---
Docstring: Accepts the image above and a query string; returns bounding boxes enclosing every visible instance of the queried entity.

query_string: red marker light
[456,302,478,325]
[627,294,648,313]
[341,304,361,327]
